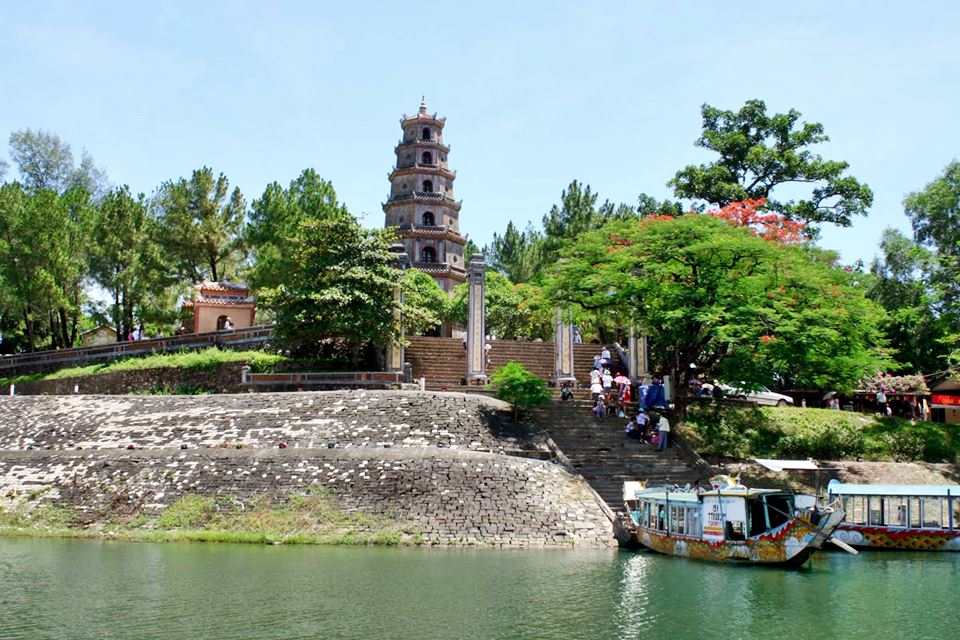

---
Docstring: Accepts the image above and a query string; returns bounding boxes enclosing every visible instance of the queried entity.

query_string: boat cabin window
[910,497,922,527]
[748,495,794,536]
[922,497,945,528]
[843,496,867,525]
[884,496,908,527]
[725,521,745,541]
[954,499,960,529]
[868,496,883,525]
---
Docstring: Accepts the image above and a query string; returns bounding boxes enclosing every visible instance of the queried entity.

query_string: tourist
[614,372,630,396]
[601,347,612,367]
[222,317,234,331]
[657,413,671,450]
[590,378,603,403]
[602,369,613,391]
[645,377,666,410]
[592,396,606,418]
[560,383,574,402]
[635,409,650,440]
[590,368,601,387]
[592,354,602,370]
[625,415,644,440]
[876,388,888,415]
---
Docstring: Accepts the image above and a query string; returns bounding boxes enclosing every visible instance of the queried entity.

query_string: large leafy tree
[89,186,172,340]
[546,214,889,415]
[448,270,553,341]
[670,100,873,231]
[400,269,446,335]
[154,166,246,283]
[247,169,349,290]
[868,229,950,374]
[904,161,960,313]
[0,183,94,350]
[259,214,408,360]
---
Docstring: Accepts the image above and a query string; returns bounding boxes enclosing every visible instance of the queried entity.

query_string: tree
[670,100,873,231]
[258,214,407,361]
[448,270,553,341]
[546,213,890,416]
[489,361,551,420]
[89,186,171,340]
[904,160,960,311]
[868,229,950,374]
[486,221,544,283]
[709,198,806,243]
[636,193,684,218]
[154,166,246,283]
[247,169,349,290]
[8,129,107,196]
[0,183,93,350]
[400,269,447,335]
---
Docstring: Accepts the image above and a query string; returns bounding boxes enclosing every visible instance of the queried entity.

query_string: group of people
[584,347,672,450]
[624,409,672,450]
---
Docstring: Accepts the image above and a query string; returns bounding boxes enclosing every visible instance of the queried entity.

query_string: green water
[1,539,957,639]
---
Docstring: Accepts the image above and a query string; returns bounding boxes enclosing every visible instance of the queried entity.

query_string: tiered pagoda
[383,99,467,292]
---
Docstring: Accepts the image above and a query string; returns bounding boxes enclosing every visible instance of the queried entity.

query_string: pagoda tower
[383,99,467,292]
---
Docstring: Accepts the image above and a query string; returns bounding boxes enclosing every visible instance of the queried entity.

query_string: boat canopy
[828,480,960,497]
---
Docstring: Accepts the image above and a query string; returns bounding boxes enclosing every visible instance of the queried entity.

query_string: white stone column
[628,326,649,382]
[554,309,577,386]
[466,254,487,384]
[386,244,409,374]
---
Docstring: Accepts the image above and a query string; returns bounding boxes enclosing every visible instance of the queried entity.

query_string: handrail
[0,325,275,374]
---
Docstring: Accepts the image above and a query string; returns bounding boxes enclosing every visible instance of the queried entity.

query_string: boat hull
[832,524,960,551]
[631,511,843,567]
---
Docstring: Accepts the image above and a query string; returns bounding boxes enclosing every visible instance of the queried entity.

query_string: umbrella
[822,391,837,401]
[614,374,630,386]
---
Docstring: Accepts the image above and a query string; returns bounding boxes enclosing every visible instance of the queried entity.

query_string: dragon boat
[623,476,846,567]
[827,480,960,551]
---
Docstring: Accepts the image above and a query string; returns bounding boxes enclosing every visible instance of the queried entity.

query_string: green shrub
[157,495,216,529]
[489,361,551,420]
[685,405,956,462]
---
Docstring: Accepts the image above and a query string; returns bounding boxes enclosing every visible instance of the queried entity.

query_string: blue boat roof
[827,480,960,497]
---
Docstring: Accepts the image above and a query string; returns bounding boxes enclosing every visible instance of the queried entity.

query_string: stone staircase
[531,401,709,515]
[405,337,628,391]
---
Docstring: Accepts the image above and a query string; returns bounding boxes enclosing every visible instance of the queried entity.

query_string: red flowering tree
[708,198,807,243]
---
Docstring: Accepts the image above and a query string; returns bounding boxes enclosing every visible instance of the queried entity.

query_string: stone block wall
[0,391,614,547]
[10,363,247,396]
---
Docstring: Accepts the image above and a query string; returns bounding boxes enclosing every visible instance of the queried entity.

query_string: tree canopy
[154,166,246,283]
[670,100,873,231]
[546,214,890,409]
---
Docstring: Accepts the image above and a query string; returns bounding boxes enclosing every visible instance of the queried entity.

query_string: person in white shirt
[590,380,603,402]
[601,371,613,390]
[590,369,601,386]
[657,415,671,450]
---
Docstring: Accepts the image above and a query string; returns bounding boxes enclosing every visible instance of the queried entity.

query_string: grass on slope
[683,405,958,463]
[0,488,412,547]
[0,348,287,387]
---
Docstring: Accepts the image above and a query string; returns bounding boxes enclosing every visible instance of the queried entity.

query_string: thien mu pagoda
[383,99,467,293]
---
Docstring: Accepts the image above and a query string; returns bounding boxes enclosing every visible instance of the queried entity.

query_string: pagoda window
[422,211,435,226]
[422,180,433,192]
[421,246,436,263]
[422,127,431,140]
[421,151,433,165]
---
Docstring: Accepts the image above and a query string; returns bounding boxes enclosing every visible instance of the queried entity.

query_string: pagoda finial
[419,96,428,114]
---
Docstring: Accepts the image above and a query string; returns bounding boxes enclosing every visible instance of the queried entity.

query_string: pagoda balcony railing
[396,139,449,151]
[388,191,458,202]
[412,261,467,275]
[396,224,463,235]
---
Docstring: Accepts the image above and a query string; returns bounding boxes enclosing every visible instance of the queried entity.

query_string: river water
[0,539,957,639]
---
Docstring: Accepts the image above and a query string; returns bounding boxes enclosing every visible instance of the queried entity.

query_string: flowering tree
[708,198,806,243]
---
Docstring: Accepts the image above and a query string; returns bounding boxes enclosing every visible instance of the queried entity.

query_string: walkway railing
[241,369,407,390]
[0,325,275,375]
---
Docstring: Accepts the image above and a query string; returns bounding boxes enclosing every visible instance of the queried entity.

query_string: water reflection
[0,540,957,640]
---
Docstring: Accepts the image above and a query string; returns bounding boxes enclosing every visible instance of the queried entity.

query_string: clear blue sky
[2,1,958,265]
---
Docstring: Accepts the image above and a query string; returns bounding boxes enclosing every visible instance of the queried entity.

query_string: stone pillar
[628,326,649,382]
[386,243,410,374]
[466,254,487,385]
[554,309,577,386]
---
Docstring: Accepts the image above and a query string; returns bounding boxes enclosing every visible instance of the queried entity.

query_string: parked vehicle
[719,383,794,406]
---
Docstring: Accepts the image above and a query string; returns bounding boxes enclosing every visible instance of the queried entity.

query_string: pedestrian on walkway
[657,413,671,450]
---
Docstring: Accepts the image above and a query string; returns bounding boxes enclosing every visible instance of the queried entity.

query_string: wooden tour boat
[827,481,960,551]
[623,476,846,567]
